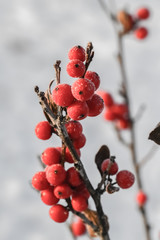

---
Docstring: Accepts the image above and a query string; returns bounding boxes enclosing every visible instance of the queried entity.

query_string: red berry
[96,90,114,107]
[67,100,89,120]
[49,204,69,223]
[85,71,100,90]
[103,108,117,121]
[73,184,90,199]
[71,78,95,102]
[71,195,88,212]
[32,171,50,191]
[52,84,74,107]
[116,118,130,130]
[136,190,147,207]
[68,45,85,62]
[41,147,61,166]
[134,27,148,39]
[137,8,150,20]
[72,133,86,149]
[41,187,59,205]
[87,94,104,117]
[66,59,85,78]
[101,159,118,175]
[116,170,135,189]
[46,164,66,186]
[71,218,86,236]
[111,104,128,119]
[65,147,81,163]
[54,183,72,199]
[65,120,83,140]
[35,121,52,140]
[67,167,83,187]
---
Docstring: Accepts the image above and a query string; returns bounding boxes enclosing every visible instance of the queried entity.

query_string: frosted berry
[71,195,88,212]
[35,121,52,140]
[116,118,130,130]
[137,8,150,20]
[41,147,61,166]
[68,45,86,62]
[136,190,147,207]
[52,84,74,107]
[49,204,69,223]
[85,71,100,90]
[41,187,59,205]
[46,164,66,186]
[134,27,148,39]
[87,94,104,117]
[65,120,83,140]
[72,133,86,149]
[65,147,81,163]
[32,171,50,191]
[116,170,135,189]
[67,100,89,120]
[97,90,114,107]
[101,158,118,175]
[67,167,83,187]
[71,78,95,102]
[54,183,72,199]
[71,218,86,236]
[66,59,85,78]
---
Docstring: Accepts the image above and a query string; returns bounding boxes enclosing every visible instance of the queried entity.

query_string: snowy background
[1,0,160,240]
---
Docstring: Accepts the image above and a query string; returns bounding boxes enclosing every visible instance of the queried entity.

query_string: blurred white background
[1,0,160,240]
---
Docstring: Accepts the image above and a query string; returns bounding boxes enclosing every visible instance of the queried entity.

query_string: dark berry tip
[75,64,79,68]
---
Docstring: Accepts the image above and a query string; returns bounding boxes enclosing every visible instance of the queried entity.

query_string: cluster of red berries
[97,90,130,130]
[117,7,150,40]
[101,158,135,189]
[52,45,104,120]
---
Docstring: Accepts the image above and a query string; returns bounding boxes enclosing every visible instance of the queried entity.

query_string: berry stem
[98,1,152,240]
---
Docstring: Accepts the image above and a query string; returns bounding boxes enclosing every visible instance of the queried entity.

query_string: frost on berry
[41,147,61,166]
[46,164,66,186]
[101,158,118,175]
[49,204,69,223]
[66,167,83,187]
[67,100,89,120]
[52,83,74,107]
[116,170,135,189]
[87,94,104,117]
[68,45,86,62]
[71,78,95,102]
[32,171,50,191]
[66,59,85,78]
[35,121,52,140]
[85,71,100,90]
[65,120,83,140]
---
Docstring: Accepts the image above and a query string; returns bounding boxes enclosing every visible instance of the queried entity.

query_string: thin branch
[138,145,159,168]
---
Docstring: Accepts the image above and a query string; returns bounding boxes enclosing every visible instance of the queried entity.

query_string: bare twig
[138,145,159,168]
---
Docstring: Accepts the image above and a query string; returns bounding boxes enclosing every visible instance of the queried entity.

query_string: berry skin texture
[116,170,135,189]
[52,84,74,107]
[41,187,59,205]
[101,159,118,175]
[67,100,89,121]
[136,190,147,207]
[72,133,86,149]
[85,71,100,90]
[68,45,86,62]
[46,164,66,186]
[54,183,72,199]
[66,167,83,187]
[41,147,61,166]
[66,59,85,78]
[97,90,114,107]
[32,171,50,191]
[49,204,69,223]
[35,121,52,140]
[134,27,148,40]
[71,195,88,212]
[71,218,86,236]
[65,120,83,140]
[137,8,150,20]
[87,94,104,117]
[71,78,95,102]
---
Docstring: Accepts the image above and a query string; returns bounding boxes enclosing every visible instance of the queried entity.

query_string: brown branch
[138,145,159,168]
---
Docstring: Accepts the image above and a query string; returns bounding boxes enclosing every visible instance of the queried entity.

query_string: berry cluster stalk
[98,0,151,240]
